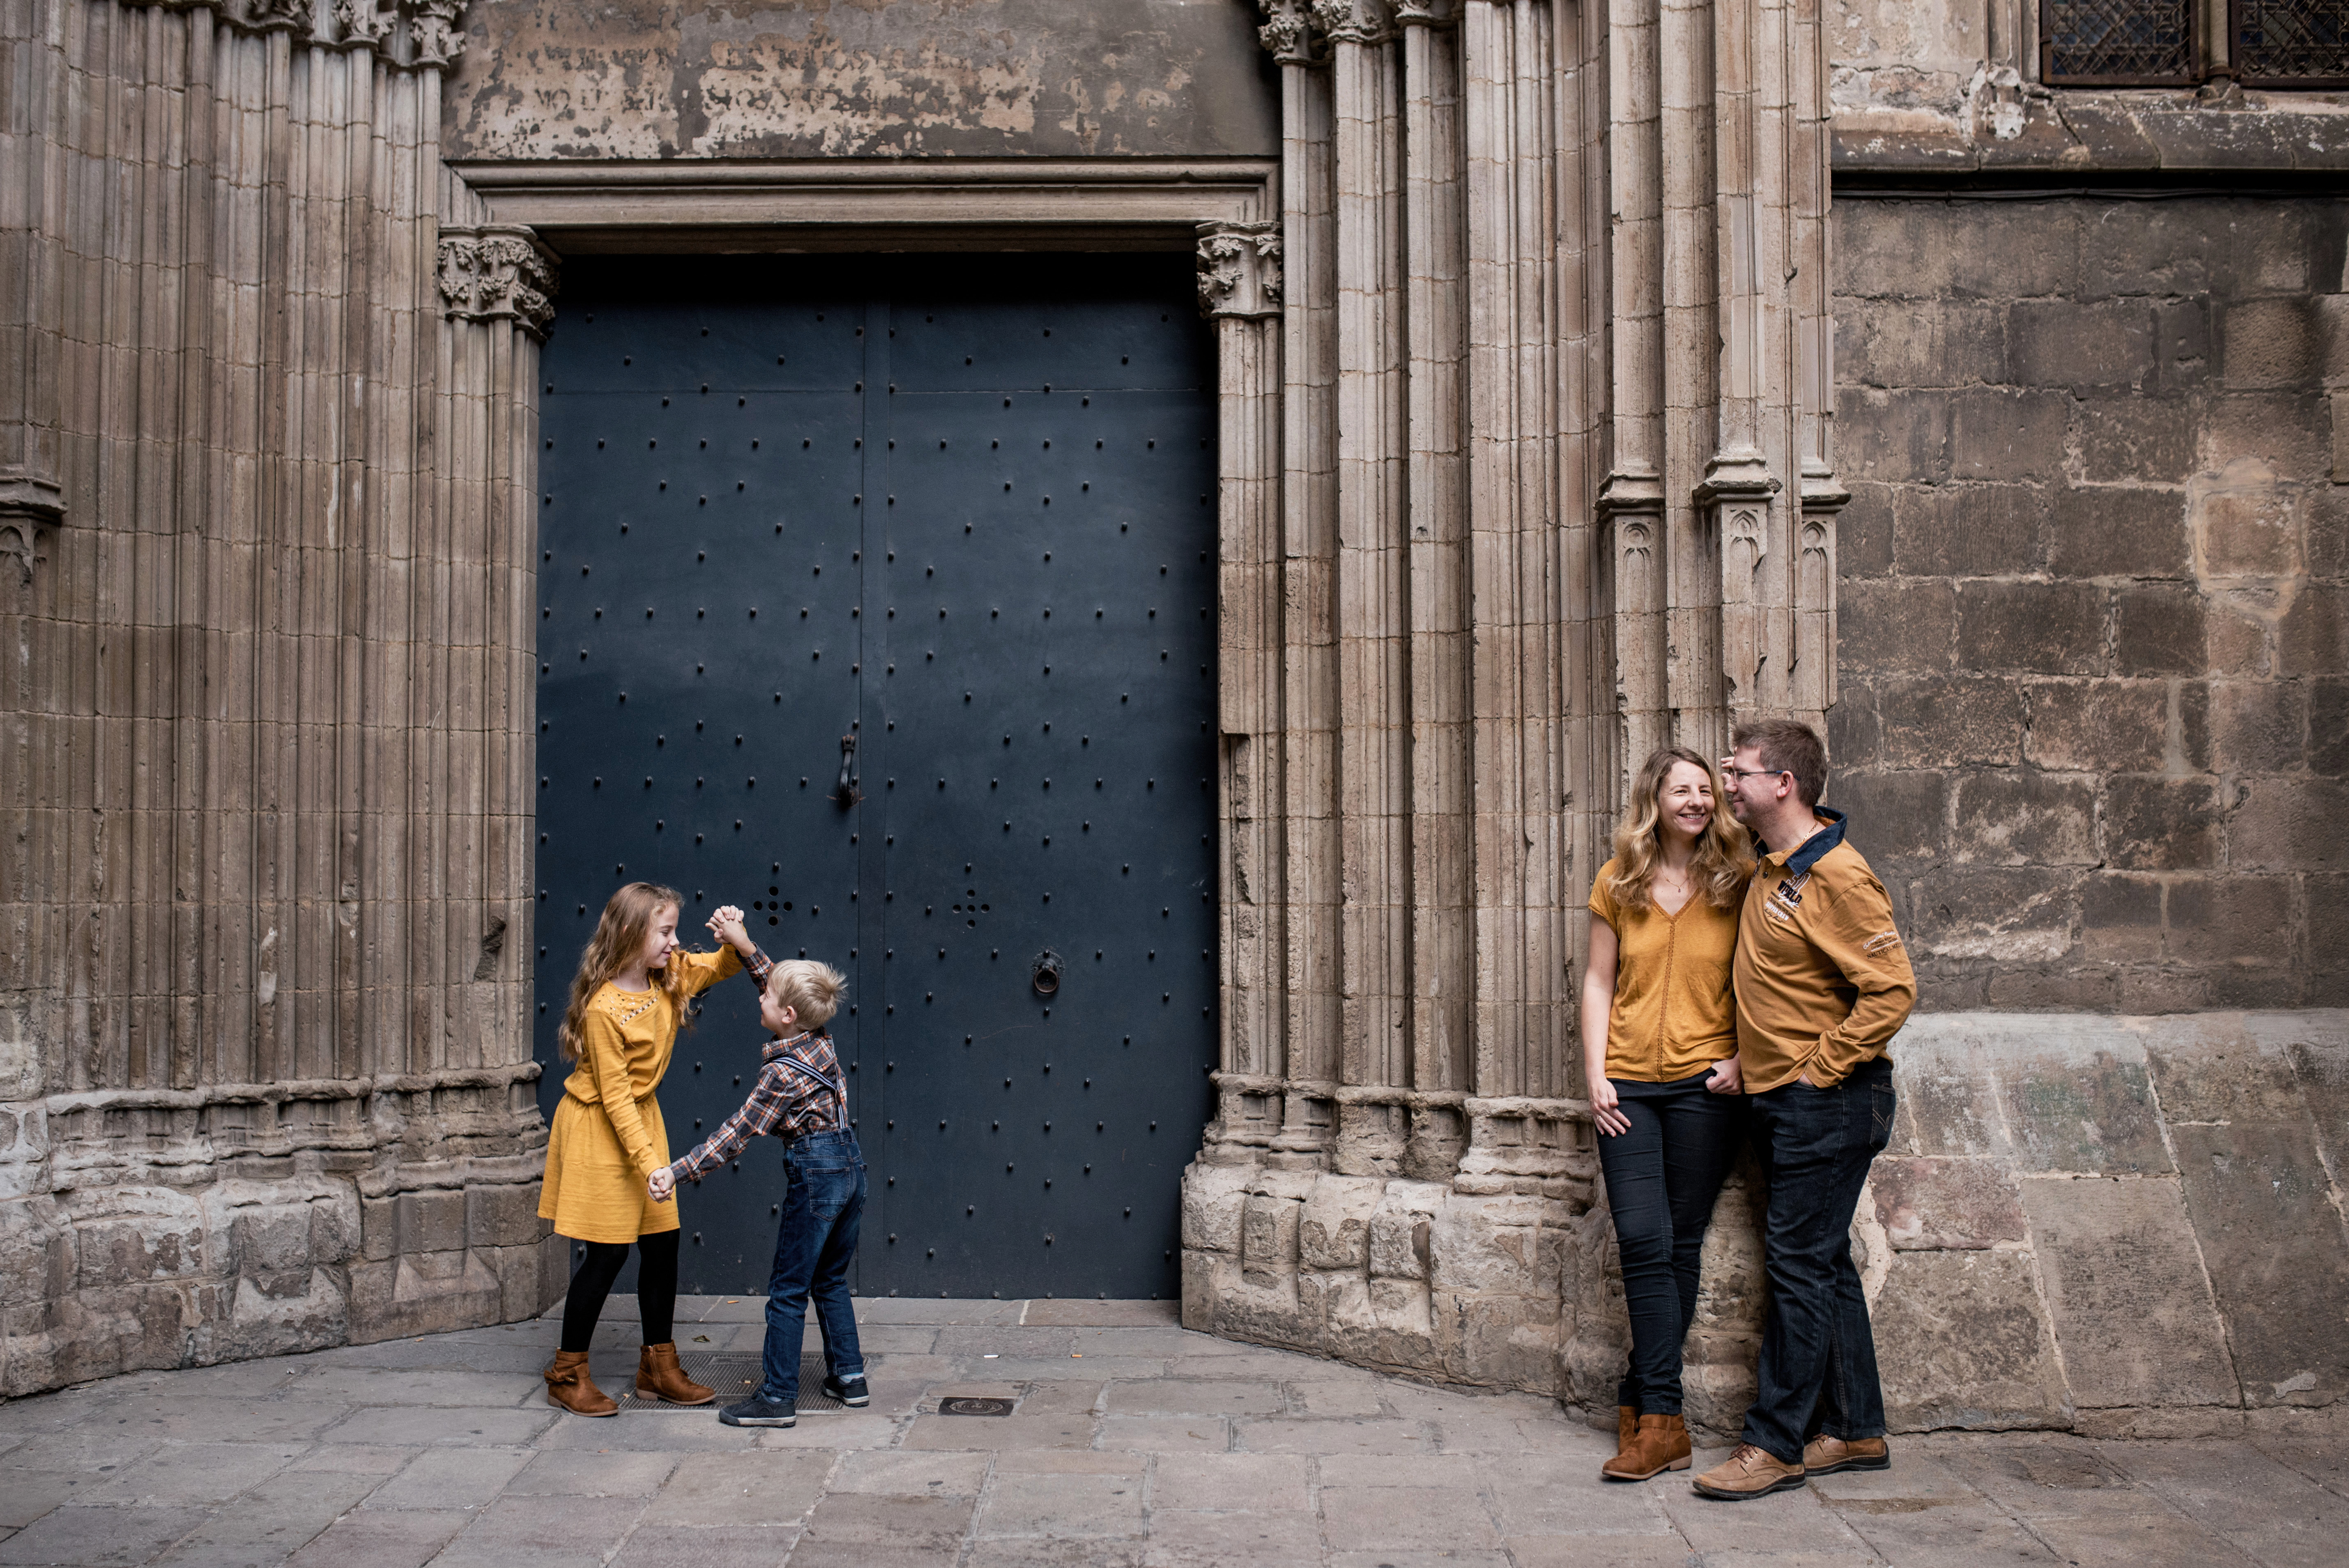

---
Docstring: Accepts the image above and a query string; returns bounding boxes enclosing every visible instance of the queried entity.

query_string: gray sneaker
[718,1393,796,1428]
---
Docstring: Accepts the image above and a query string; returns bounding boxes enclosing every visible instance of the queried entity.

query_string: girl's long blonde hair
[557,881,690,1063]
[1604,747,1755,913]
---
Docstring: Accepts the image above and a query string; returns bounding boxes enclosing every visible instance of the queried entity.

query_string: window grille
[2043,0,2201,83]
[2232,0,2349,85]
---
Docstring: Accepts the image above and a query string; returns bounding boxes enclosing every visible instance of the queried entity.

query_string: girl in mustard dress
[540,881,762,1414]
[1581,747,1756,1481]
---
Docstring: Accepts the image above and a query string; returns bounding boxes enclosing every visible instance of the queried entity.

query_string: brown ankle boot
[636,1342,716,1406]
[544,1350,617,1416]
[1617,1405,1637,1450]
[1601,1413,1693,1481]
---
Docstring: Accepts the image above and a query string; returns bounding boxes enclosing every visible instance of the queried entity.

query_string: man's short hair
[1732,718,1828,809]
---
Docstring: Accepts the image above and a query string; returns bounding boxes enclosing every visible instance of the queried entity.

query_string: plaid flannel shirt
[667,1020,847,1184]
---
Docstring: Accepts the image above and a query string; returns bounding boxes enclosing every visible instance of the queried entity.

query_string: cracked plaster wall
[441,0,1280,161]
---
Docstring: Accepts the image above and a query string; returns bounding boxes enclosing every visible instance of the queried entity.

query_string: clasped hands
[706,904,750,950]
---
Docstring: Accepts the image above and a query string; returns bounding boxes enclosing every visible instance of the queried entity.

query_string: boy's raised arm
[706,904,773,989]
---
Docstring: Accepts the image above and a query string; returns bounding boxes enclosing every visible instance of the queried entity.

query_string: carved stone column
[1185,0,1840,1421]
[0,0,565,1397]
[1397,0,1472,1184]
[1261,0,1342,1172]
[1199,219,1287,1168]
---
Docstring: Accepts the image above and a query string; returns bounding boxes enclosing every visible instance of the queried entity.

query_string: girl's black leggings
[558,1230,679,1353]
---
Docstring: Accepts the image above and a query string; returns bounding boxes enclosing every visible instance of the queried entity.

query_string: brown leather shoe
[543,1350,617,1416]
[1691,1442,1806,1500]
[1602,1413,1693,1481]
[636,1342,716,1406]
[1804,1433,1890,1475]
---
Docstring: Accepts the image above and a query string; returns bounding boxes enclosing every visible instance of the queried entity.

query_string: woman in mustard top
[1581,747,1756,1482]
[539,881,762,1415]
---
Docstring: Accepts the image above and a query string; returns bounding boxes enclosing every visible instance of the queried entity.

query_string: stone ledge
[1833,94,2349,182]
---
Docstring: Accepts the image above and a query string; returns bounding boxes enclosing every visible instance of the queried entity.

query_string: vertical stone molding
[0,0,563,1396]
[1187,0,1844,1423]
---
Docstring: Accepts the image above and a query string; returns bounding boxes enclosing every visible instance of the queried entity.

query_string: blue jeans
[758,1129,867,1404]
[1741,1056,1896,1463]
[1594,1070,1747,1416]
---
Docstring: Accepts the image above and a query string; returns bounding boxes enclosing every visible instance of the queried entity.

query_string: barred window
[2042,0,2349,85]
[2043,0,2200,83]
[2234,0,2349,85]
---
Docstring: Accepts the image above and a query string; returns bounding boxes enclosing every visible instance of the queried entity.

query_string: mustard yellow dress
[539,946,741,1244]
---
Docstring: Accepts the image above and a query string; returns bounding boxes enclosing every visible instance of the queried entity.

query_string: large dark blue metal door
[534,256,1217,1299]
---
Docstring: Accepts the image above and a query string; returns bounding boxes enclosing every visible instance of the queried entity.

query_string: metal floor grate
[605,1351,856,1411]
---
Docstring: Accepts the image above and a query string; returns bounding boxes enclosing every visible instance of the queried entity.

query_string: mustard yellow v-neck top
[1588,858,1742,1082]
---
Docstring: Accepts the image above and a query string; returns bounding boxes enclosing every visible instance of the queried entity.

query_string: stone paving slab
[0,1300,2343,1567]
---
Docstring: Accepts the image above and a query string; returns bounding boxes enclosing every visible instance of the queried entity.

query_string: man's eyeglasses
[1726,768,1788,782]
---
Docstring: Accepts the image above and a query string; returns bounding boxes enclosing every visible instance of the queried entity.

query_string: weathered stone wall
[1,0,566,1396]
[441,0,1281,162]
[1832,196,2349,1013]
[1825,0,2349,176]
[1185,1010,2349,1437]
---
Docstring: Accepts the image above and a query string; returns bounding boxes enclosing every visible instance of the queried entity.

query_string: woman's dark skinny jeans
[1594,1070,1747,1417]
[759,1129,868,1405]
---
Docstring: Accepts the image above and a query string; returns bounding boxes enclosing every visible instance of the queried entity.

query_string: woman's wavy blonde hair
[1603,747,1755,913]
[557,881,693,1063]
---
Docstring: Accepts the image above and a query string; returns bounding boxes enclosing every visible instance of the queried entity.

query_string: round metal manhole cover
[939,1396,1015,1417]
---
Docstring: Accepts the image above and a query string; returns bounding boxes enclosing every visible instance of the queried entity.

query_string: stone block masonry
[1187,1009,2349,1438]
[0,0,566,1395]
[1832,196,2349,1016]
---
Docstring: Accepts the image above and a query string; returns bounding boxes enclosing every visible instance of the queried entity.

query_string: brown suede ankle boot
[1601,1413,1692,1481]
[636,1342,716,1406]
[1617,1405,1637,1450]
[544,1350,618,1416]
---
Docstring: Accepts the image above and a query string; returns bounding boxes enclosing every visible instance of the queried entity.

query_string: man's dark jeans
[1594,1070,1746,1416]
[758,1129,867,1405]
[1742,1055,1895,1463]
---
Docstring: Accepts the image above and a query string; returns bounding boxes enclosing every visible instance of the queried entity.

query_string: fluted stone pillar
[1185,0,1840,1425]
[0,0,564,1396]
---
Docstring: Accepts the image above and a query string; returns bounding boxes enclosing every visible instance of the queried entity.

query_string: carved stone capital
[410,0,465,67]
[334,0,395,46]
[115,0,465,68]
[1313,0,1394,46]
[1196,222,1283,321]
[1393,0,1456,26]
[437,225,559,340]
[1256,0,1321,66]
[245,0,310,33]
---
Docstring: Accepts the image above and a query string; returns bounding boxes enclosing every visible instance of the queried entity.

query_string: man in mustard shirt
[1692,720,1917,1501]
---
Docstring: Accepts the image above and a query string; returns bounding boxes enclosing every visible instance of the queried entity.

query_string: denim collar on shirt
[1768,806,1846,876]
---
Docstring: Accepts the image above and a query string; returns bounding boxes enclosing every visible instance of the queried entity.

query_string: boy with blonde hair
[650,934,864,1427]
